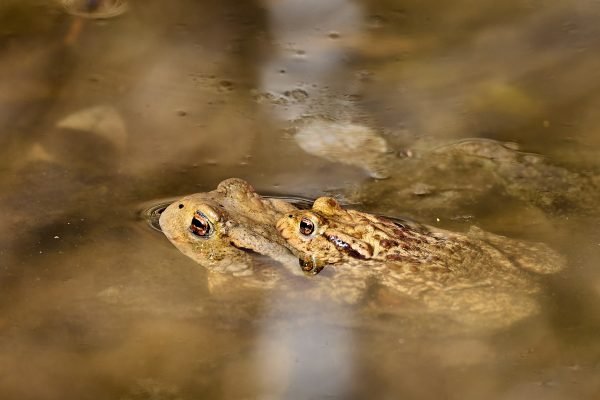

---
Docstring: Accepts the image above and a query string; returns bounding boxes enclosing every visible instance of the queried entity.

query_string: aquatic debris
[294,120,393,179]
[60,0,128,19]
[56,105,127,151]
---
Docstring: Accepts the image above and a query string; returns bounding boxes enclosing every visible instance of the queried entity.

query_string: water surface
[1,1,600,399]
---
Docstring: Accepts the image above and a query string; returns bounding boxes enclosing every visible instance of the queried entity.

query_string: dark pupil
[190,212,211,237]
[299,218,315,236]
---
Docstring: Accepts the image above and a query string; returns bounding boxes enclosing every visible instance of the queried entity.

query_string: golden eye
[299,217,315,236]
[190,211,212,237]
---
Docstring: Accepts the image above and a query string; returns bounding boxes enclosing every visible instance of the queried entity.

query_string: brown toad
[277,196,563,275]
[347,138,600,219]
[159,178,301,278]
[277,196,565,326]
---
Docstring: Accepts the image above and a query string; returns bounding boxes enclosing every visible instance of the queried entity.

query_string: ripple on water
[61,0,129,19]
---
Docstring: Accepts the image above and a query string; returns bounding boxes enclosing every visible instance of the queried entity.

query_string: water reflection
[1,0,600,399]
[259,0,395,178]
[260,0,363,116]
[253,303,355,399]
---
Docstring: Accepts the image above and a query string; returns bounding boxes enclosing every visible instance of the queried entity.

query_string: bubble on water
[283,89,309,102]
[218,80,235,92]
[293,50,307,60]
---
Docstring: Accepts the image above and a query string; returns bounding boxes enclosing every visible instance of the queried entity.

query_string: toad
[159,178,301,278]
[277,196,565,327]
[347,138,600,219]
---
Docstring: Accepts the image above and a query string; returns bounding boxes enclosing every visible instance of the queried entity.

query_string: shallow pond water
[1,1,600,399]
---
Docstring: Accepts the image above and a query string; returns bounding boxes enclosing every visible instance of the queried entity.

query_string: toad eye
[299,217,315,236]
[190,211,212,237]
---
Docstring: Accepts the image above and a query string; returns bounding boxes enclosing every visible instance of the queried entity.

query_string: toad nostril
[288,215,293,218]
[178,204,184,209]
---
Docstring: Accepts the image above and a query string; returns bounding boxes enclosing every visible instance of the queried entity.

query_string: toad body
[277,197,565,327]
[347,138,600,219]
[277,197,563,275]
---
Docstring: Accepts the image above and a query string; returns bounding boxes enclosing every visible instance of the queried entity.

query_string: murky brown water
[2,1,600,399]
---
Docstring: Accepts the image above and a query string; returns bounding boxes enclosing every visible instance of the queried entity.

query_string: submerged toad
[159,178,301,278]
[347,138,600,219]
[277,196,565,326]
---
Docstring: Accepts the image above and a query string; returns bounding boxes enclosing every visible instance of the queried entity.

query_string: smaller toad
[276,196,564,279]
